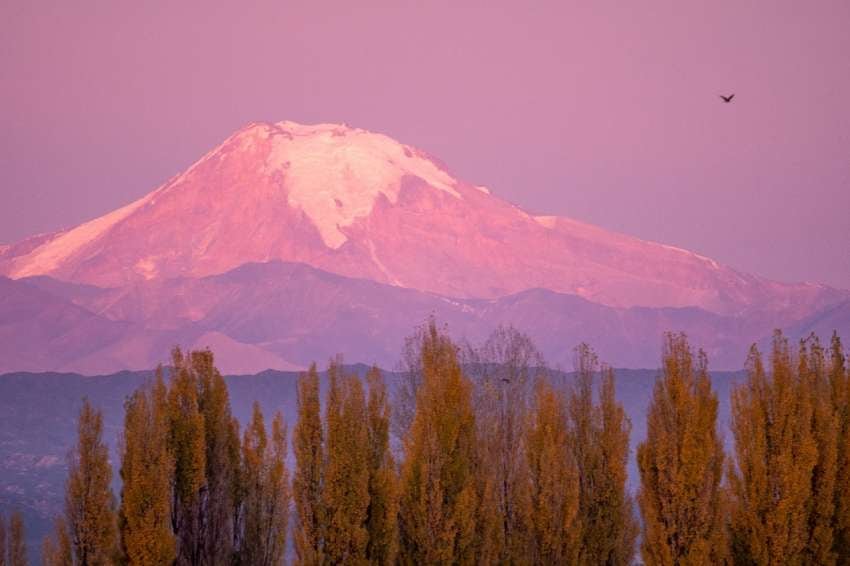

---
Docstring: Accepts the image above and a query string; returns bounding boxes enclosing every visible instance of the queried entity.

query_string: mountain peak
[1,119,844,316]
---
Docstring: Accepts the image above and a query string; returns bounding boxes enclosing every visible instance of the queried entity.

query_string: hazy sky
[2,1,849,287]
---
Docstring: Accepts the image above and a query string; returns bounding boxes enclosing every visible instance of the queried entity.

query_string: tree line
[8,321,848,564]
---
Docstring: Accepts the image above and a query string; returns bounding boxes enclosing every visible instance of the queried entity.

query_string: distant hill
[4,264,848,374]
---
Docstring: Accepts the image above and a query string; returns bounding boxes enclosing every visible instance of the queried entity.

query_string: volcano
[1,121,846,373]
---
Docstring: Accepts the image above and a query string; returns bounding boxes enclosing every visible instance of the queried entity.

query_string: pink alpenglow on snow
[0,120,842,319]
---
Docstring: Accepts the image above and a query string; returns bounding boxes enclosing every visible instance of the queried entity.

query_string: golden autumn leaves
[637,334,726,565]
[29,321,850,565]
[638,331,850,565]
[726,333,850,565]
[41,350,291,566]
[292,322,638,565]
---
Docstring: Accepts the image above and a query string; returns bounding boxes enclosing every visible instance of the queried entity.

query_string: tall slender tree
[323,360,370,564]
[365,366,398,565]
[569,344,637,565]
[800,335,839,565]
[637,333,726,565]
[526,377,580,564]
[119,370,176,565]
[192,350,241,565]
[728,332,818,564]
[41,517,72,566]
[293,363,324,565]
[65,398,118,565]
[831,333,850,564]
[8,512,26,566]
[238,403,290,566]
[468,326,536,563]
[398,320,478,565]
[267,411,291,564]
[166,348,207,566]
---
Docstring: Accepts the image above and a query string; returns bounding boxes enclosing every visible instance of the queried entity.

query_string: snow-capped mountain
[2,121,841,316]
[1,120,847,374]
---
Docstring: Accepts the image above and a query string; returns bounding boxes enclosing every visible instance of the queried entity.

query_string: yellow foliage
[831,333,850,564]
[365,367,399,565]
[239,403,290,565]
[65,399,118,565]
[166,348,207,564]
[800,336,839,565]
[119,370,176,565]
[293,363,324,566]
[193,349,241,563]
[527,378,579,564]
[398,320,478,565]
[728,332,819,565]
[323,359,371,564]
[637,333,726,565]
[570,345,637,565]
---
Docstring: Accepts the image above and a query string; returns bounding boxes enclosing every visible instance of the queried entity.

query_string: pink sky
[2,1,849,287]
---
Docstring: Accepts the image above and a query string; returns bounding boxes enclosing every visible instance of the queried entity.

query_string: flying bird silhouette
[720,94,735,103]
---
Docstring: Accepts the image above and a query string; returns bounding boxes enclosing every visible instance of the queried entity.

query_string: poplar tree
[293,363,324,565]
[65,398,118,565]
[800,335,838,565]
[238,403,290,566]
[119,370,176,565]
[831,333,850,564]
[167,348,206,565]
[365,366,398,565]
[526,377,579,564]
[637,333,726,565]
[569,344,637,565]
[267,411,291,564]
[398,320,478,565]
[192,350,241,564]
[41,517,72,566]
[323,360,370,564]
[469,326,536,563]
[8,512,25,566]
[728,332,818,564]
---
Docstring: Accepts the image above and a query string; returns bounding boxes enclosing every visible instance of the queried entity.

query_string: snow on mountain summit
[254,121,461,248]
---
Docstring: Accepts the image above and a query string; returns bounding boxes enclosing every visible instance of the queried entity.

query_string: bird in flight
[720,94,735,103]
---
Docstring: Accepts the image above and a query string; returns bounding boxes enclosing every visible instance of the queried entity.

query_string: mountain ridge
[3,260,847,375]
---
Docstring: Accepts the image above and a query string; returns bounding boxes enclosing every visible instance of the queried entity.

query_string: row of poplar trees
[31,321,850,565]
[638,330,850,565]
[40,348,290,566]
[291,322,638,565]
